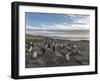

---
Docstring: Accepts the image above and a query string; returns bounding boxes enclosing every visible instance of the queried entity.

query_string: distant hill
[26,34,89,42]
[26,34,49,40]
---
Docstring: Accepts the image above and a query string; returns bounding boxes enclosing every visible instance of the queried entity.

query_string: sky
[25,12,90,40]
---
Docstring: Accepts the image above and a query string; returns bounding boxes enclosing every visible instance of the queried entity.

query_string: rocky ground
[25,34,89,68]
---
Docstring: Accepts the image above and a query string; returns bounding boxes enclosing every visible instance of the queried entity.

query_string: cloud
[64,14,89,24]
[26,22,89,31]
[26,14,90,31]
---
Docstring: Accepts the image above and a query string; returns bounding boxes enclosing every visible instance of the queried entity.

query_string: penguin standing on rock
[32,51,38,59]
[65,54,70,61]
